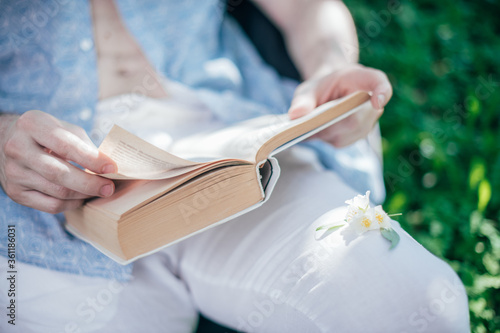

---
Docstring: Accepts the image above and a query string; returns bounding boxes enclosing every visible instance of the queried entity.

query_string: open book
[65,91,370,264]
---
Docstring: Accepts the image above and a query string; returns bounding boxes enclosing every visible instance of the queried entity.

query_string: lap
[178,147,469,332]
[2,146,469,333]
[0,253,197,333]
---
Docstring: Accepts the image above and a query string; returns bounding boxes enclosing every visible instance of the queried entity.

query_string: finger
[322,114,379,148]
[370,79,393,109]
[63,122,99,149]
[36,127,116,174]
[288,84,318,120]
[6,129,115,198]
[26,147,115,198]
[317,124,365,148]
[63,122,118,168]
[315,120,354,147]
[16,167,92,200]
[5,158,92,200]
[351,68,392,109]
[331,68,392,109]
[16,189,84,214]
[316,104,381,147]
[19,111,116,174]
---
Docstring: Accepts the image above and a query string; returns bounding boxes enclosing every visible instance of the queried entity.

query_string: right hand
[0,110,117,214]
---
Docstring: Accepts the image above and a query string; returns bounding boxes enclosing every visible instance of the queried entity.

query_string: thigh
[0,251,197,333]
[1,260,120,333]
[178,147,469,333]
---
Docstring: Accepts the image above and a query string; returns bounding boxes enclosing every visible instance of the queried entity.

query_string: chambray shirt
[0,0,384,281]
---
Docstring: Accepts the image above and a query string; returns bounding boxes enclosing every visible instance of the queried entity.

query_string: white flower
[315,192,400,249]
[374,205,392,229]
[344,193,392,235]
[350,207,379,235]
[345,191,371,210]
[345,191,371,223]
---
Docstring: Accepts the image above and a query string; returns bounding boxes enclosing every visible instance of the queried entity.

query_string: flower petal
[374,205,392,229]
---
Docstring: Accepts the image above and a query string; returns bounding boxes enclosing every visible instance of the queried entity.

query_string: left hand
[288,63,392,148]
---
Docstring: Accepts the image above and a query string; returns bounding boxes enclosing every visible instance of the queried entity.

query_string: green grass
[343,0,500,331]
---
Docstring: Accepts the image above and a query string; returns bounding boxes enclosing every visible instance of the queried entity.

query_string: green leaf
[477,179,492,213]
[468,158,486,190]
[466,95,481,117]
[326,224,344,232]
[381,228,400,250]
[316,223,344,232]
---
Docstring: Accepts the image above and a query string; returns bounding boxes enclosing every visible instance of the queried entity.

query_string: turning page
[97,126,212,180]
[171,91,371,162]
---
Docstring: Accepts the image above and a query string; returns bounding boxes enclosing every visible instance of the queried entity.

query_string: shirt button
[80,38,93,52]
[79,108,92,121]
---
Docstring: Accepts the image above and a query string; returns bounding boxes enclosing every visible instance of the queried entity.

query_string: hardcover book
[65,91,371,264]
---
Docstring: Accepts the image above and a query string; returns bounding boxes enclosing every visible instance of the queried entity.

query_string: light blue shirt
[0,0,384,281]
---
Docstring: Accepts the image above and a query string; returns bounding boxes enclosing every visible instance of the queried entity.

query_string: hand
[0,110,117,214]
[288,63,392,148]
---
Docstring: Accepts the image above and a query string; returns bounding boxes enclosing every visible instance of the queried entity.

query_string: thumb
[288,90,317,120]
[370,84,392,110]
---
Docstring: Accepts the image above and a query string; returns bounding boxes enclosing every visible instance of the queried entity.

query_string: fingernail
[377,94,386,108]
[101,164,116,174]
[100,184,114,197]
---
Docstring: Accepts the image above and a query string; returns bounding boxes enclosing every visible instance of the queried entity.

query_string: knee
[384,226,470,332]
[309,222,470,332]
[402,261,470,333]
[354,228,470,333]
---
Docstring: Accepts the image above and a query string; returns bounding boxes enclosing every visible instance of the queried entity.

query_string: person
[0,1,469,332]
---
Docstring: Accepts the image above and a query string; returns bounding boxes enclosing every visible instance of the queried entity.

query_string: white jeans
[1,146,469,333]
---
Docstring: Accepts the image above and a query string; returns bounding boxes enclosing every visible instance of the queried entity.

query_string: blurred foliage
[343,0,500,331]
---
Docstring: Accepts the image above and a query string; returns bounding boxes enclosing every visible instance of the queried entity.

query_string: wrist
[308,62,364,82]
[308,60,358,80]
[291,40,357,80]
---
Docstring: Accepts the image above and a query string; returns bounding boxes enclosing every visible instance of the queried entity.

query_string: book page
[87,177,186,217]
[170,113,291,161]
[96,92,369,179]
[98,126,207,179]
[171,92,370,162]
